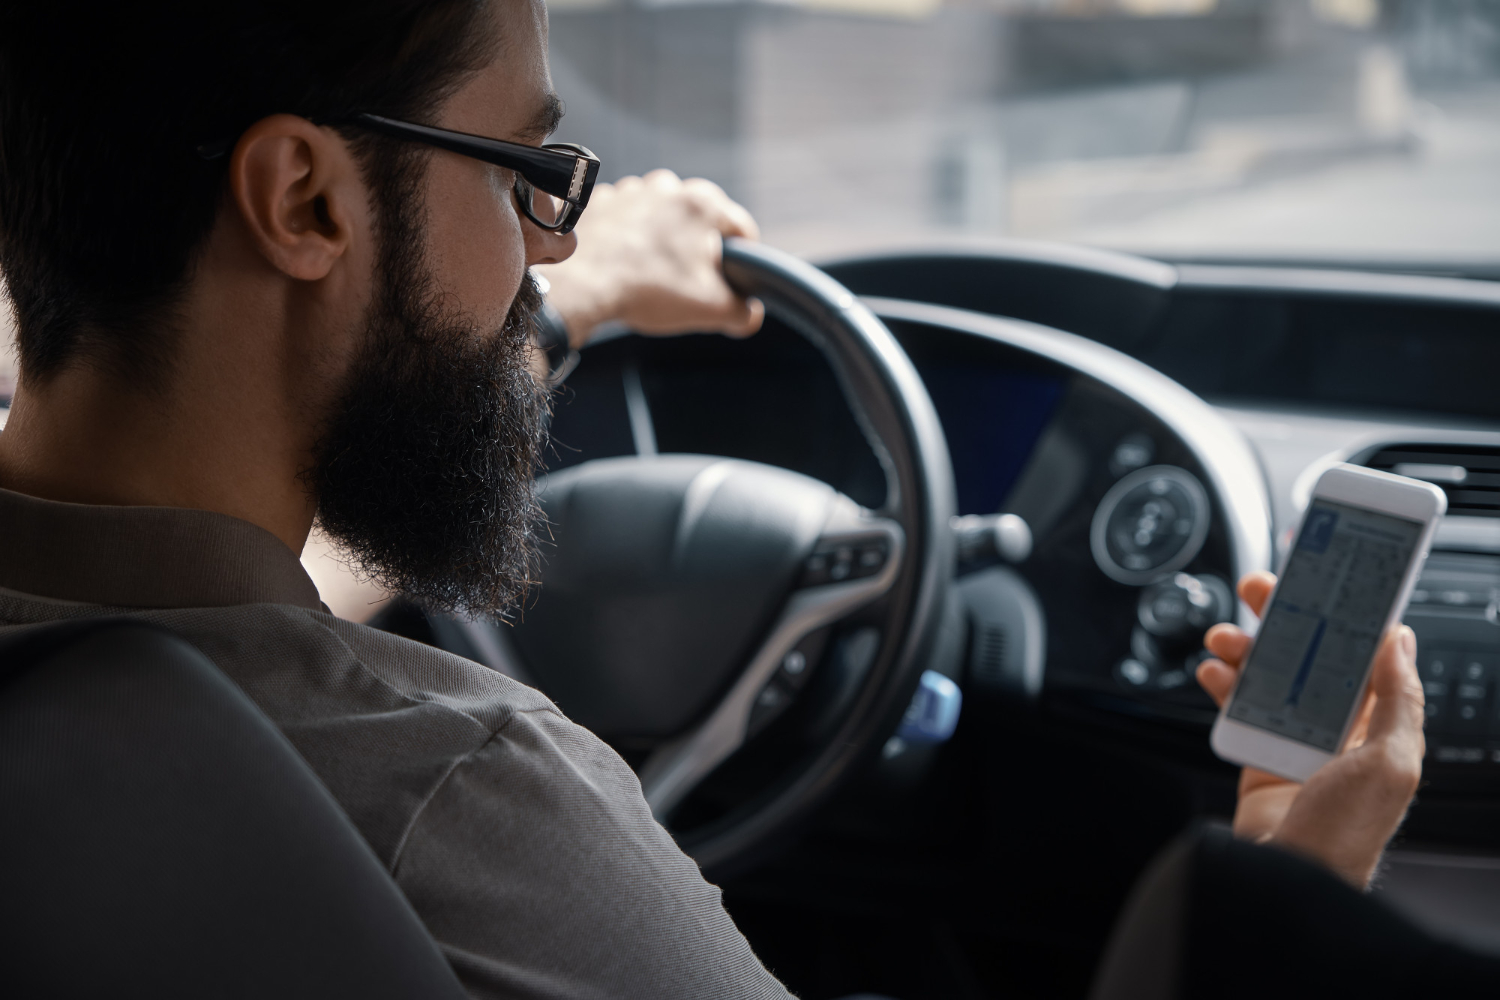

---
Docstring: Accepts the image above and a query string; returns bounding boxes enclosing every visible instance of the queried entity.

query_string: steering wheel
[508,239,955,871]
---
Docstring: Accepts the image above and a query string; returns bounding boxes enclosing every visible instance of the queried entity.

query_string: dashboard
[538,243,1500,972]
[549,304,1253,730]
[821,248,1500,805]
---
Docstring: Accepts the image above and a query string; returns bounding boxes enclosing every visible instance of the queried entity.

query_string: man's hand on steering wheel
[1197,571,1427,889]
[536,169,765,348]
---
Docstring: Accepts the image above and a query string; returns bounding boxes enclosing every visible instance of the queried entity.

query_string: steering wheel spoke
[639,513,904,820]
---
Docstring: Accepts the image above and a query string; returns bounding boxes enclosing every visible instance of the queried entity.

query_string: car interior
[357,232,1500,998]
[3,1,1500,998]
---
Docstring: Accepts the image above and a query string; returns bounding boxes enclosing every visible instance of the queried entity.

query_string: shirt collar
[0,487,323,610]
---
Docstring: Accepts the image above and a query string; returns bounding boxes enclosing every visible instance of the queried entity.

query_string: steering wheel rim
[672,239,956,869]
[516,239,956,872]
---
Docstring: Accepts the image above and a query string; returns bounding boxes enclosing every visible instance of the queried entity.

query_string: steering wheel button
[747,678,797,738]
[800,554,832,588]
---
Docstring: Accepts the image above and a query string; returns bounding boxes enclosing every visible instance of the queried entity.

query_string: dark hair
[0,1,496,385]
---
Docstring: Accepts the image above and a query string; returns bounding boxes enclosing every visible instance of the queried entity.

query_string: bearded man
[0,2,785,997]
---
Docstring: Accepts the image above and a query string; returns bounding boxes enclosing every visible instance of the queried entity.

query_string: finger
[682,176,729,202]
[644,168,682,189]
[707,294,763,338]
[1196,658,1238,707]
[1205,623,1250,666]
[735,296,765,336]
[683,178,761,241]
[1238,571,1276,618]
[716,198,760,241]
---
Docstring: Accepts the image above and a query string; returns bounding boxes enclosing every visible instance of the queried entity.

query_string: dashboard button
[1435,745,1486,764]
[1109,433,1155,477]
[1137,573,1233,640]
[1420,649,1455,732]
[1115,657,1154,688]
[1453,653,1494,734]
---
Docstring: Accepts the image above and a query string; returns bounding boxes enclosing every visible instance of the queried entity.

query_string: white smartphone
[1211,463,1446,782]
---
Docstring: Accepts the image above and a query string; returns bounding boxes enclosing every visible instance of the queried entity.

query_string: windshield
[546,0,1500,270]
[1,0,1493,406]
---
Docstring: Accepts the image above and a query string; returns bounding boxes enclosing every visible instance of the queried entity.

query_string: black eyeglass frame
[199,113,601,235]
[347,113,600,235]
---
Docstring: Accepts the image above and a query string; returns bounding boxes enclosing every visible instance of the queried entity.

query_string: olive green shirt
[0,486,790,1000]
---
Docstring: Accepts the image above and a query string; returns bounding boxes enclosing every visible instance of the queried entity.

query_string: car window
[546,0,1500,267]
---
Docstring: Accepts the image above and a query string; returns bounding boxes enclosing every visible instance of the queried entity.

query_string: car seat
[0,619,469,999]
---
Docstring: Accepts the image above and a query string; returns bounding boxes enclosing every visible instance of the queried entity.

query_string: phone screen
[1229,500,1425,751]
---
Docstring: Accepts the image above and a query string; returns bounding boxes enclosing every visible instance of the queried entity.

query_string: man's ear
[228,114,364,281]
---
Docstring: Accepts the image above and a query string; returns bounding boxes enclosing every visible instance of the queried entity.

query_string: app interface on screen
[1229,500,1424,751]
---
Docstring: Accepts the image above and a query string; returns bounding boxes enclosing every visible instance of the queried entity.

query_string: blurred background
[546,0,1500,265]
[4,0,1500,407]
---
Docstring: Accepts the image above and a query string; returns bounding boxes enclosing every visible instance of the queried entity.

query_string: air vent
[1362,444,1500,517]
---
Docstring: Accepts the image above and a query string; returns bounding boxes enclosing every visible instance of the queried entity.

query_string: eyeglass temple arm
[352,113,597,204]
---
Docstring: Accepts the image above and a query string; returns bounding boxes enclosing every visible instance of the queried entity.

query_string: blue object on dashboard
[897,670,962,745]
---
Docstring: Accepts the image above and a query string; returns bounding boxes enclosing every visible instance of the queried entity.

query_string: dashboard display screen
[917,364,1066,515]
[1229,500,1424,751]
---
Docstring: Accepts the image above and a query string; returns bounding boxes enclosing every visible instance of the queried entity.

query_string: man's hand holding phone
[1197,571,1427,889]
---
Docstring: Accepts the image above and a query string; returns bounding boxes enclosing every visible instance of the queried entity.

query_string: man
[0,2,786,997]
[0,2,1430,998]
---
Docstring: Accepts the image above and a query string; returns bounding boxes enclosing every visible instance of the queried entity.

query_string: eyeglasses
[348,113,600,235]
[199,113,602,236]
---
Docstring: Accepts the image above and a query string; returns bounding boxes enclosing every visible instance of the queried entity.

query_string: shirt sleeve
[389,705,795,1000]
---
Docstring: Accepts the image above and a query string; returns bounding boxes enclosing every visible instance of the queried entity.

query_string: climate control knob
[1137,573,1234,641]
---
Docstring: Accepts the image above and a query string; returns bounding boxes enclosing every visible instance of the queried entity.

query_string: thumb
[1272,624,1424,888]
[718,295,764,338]
[1362,625,1425,752]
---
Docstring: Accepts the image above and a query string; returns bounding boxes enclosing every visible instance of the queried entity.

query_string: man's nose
[525,224,576,267]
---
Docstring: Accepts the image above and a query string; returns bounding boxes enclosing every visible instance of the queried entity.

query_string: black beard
[306,236,550,619]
